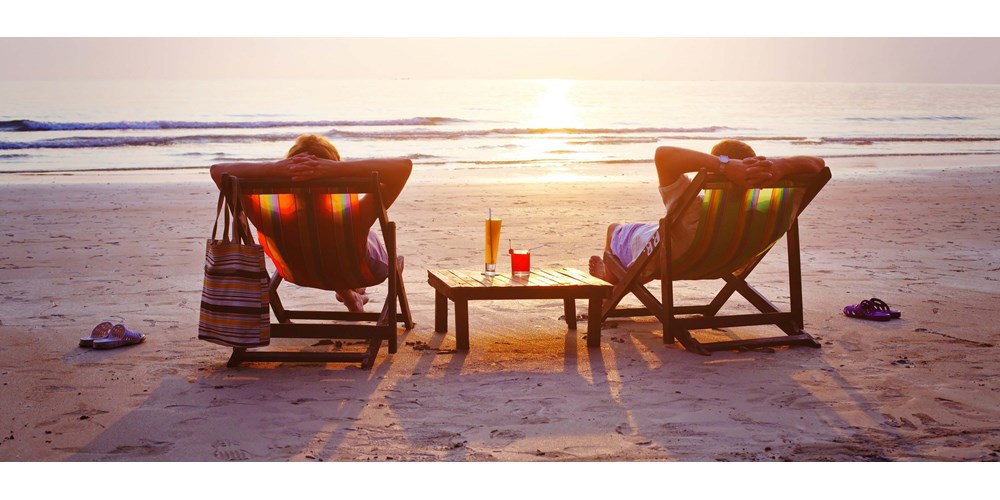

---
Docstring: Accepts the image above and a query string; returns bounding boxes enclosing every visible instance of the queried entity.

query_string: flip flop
[92,323,146,349]
[843,300,892,322]
[869,297,901,319]
[80,321,114,348]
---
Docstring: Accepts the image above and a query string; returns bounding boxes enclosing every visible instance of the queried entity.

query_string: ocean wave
[328,126,728,140]
[7,151,1000,175]
[845,116,978,122]
[0,127,726,149]
[402,153,442,160]
[817,136,1000,144]
[0,117,467,132]
[820,151,1000,158]
[4,128,1000,152]
[0,133,302,150]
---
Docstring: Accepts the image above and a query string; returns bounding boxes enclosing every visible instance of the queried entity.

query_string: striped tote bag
[198,184,271,348]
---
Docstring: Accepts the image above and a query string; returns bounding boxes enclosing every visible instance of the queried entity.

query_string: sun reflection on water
[521,80,595,164]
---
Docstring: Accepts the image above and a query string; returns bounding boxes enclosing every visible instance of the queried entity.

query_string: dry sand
[2,155,999,467]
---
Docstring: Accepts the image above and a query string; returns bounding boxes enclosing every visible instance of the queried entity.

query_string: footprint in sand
[489,428,525,446]
[213,440,251,461]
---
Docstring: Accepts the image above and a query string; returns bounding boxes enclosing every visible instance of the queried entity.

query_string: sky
[3,38,1000,83]
[3,2,999,83]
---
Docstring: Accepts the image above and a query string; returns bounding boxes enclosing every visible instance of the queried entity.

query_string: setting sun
[528,79,580,129]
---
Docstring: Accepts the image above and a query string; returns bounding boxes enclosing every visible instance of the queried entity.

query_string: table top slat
[550,267,610,286]
[435,270,473,287]
[429,268,611,291]
[522,271,559,286]
[529,268,567,285]
[439,269,489,288]
[534,268,583,285]
[486,273,521,287]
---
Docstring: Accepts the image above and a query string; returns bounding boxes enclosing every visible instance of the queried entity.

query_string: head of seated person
[710,139,755,160]
[288,134,341,161]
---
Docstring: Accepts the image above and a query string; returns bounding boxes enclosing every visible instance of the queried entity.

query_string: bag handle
[225,175,257,246]
[211,180,232,244]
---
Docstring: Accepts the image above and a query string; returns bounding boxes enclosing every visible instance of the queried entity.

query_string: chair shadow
[606,323,904,461]
[383,302,924,461]
[64,302,963,462]
[67,327,414,462]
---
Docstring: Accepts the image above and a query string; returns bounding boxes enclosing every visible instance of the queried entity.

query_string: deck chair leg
[227,348,246,367]
[269,272,289,324]
[600,254,632,321]
[671,328,711,355]
[725,276,803,337]
[705,278,740,317]
[376,299,398,354]
[661,219,675,345]
[787,221,805,330]
[396,264,414,330]
[361,338,379,369]
[600,251,655,321]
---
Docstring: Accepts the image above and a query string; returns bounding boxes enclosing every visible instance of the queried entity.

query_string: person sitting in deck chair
[588,140,826,284]
[210,134,412,313]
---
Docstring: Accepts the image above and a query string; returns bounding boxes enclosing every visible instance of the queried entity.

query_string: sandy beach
[2,154,999,464]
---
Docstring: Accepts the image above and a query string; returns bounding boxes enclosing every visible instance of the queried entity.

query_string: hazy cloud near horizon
[3,38,1000,83]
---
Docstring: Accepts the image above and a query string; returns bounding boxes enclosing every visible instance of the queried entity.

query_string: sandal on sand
[92,323,146,349]
[843,300,892,322]
[80,321,114,348]
[869,297,901,319]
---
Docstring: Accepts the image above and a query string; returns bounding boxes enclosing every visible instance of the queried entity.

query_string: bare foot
[589,255,619,284]
[336,288,369,302]
[335,289,369,312]
[589,255,607,280]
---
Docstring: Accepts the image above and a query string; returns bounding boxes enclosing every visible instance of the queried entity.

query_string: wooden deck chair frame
[601,167,831,355]
[222,173,414,368]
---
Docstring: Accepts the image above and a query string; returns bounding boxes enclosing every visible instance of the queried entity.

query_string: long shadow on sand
[66,334,407,461]
[385,312,944,461]
[65,308,997,461]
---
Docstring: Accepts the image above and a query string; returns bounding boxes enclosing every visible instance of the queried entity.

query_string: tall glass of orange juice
[484,217,502,276]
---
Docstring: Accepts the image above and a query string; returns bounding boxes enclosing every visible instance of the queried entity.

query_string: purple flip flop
[843,300,892,322]
[92,324,146,349]
[869,297,901,319]
[80,321,114,348]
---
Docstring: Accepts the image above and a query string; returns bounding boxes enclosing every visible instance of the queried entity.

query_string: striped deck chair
[601,167,831,355]
[220,173,413,369]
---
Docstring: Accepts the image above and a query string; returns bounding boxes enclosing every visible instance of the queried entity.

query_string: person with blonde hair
[589,140,826,284]
[286,133,341,161]
[210,134,411,312]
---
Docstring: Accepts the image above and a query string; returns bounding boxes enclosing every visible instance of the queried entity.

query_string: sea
[2,79,1000,176]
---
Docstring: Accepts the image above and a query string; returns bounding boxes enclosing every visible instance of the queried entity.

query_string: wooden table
[427,268,613,350]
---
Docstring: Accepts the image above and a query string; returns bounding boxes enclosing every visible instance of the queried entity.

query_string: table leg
[563,298,577,330]
[434,290,448,333]
[587,296,602,348]
[455,299,470,350]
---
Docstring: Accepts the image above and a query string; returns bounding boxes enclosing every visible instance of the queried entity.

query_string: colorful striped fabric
[240,190,382,291]
[670,181,805,280]
[198,239,271,347]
